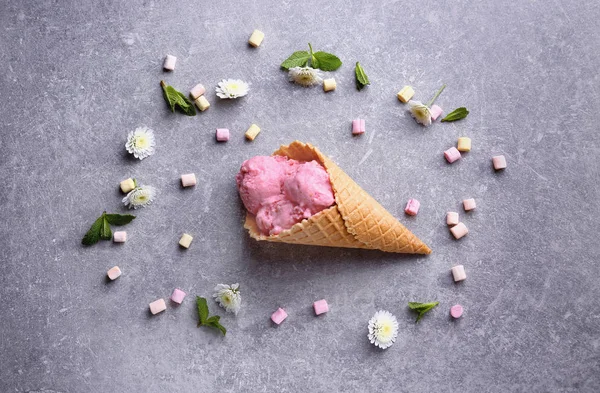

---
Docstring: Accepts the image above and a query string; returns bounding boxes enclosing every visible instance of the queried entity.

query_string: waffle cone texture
[243,141,432,254]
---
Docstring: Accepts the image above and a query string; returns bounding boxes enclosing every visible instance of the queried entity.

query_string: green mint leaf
[100,215,112,240]
[160,81,196,116]
[441,107,469,122]
[205,315,220,324]
[312,51,342,71]
[408,301,439,323]
[280,51,310,70]
[196,296,209,325]
[208,320,227,336]
[104,214,136,226]
[355,62,370,90]
[81,216,103,245]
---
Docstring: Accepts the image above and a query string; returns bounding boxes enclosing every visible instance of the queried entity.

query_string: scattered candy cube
[457,137,471,152]
[446,212,459,226]
[149,298,166,315]
[450,304,464,318]
[323,78,336,92]
[107,266,122,280]
[430,105,443,120]
[451,265,467,282]
[170,288,187,304]
[179,233,193,249]
[248,29,265,47]
[181,173,197,188]
[163,55,177,71]
[493,155,507,170]
[271,308,288,325]
[404,198,420,216]
[113,231,127,243]
[120,178,136,194]
[190,84,206,100]
[245,124,261,141]
[397,86,415,103]
[352,119,365,135]
[216,128,230,142]
[450,222,468,239]
[463,198,476,211]
[194,96,210,111]
[444,147,462,163]
[313,299,329,316]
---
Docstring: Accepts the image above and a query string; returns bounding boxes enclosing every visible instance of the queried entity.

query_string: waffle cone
[243,141,431,254]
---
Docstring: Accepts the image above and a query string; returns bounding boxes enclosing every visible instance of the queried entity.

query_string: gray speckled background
[1,0,600,392]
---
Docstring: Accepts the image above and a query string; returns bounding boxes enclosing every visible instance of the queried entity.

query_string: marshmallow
[463,198,476,211]
[430,105,443,120]
[107,266,121,280]
[397,86,415,103]
[444,147,461,163]
[450,304,464,318]
[323,78,337,92]
[149,299,166,315]
[271,308,288,325]
[457,137,471,152]
[190,84,206,100]
[493,155,507,170]
[181,173,197,187]
[179,233,193,249]
[404,198,420,216]
[195,96,210,111]
[446,212,459,226]
[216,128,230,142]
[245,124,261,141]
[352,119,365,135]
[170,288,186,304]
[313,299,329,315]
[450,222,468,239]
[163,55,177,71]
[451,265,467,282]
[113,231,127,243]
[120,178,136,193]
[248,29,265,47]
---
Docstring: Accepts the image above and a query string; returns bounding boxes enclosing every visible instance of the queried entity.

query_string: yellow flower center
[135,135,149,149]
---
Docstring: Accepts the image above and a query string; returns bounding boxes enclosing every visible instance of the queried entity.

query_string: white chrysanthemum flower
[213,283,242,314]
[125,127,156,160]
[122,185,156,209]
[288,66,323,87]
[215,79,250,99]
[407,100,432,127]
[367,310,399,349]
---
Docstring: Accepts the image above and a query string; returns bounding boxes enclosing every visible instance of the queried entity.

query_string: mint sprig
[280,43,342,71]
[441,107,469,122]
[408,301,439,323]
[160,80,196,116]
[196,296,227,336]
[355,62,370,90]
[82,212,135,246]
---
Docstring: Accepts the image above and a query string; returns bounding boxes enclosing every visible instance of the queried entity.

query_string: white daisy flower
[407,100,432,127]
[125,126,156,160]
[288,66,323,87]
[215,79,250,99]
[367,310,399,349]
[213,283,242,314]
[122,185,156,209]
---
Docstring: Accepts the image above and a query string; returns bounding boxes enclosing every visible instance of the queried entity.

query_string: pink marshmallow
[463,198,476,211]
[113,231,127,243]
[170,288,186,304]
[430,105,443,121]
[352,119,365,135]
[149,299,166,315]
[450,222,469,239]
[446,212,459,226]
[493,155,507,170]
[450,304,464,318]
[271,308,288,325]
[190,84,206,100]
[181,173,197,187]
[216,128,230,142]
[404,198,420,216]
[313,299,329,315]
[444,147,461,163]
[107,266,121,280]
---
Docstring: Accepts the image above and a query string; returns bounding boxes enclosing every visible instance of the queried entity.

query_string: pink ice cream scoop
[236,156,335,235]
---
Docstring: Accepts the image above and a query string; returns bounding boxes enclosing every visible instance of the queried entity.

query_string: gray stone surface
[1,0,599,392]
